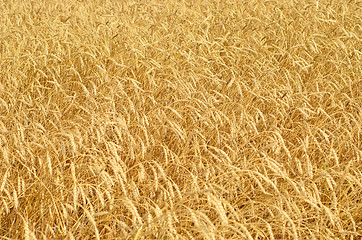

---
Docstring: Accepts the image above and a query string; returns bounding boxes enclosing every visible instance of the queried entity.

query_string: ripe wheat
[0,0,361,239]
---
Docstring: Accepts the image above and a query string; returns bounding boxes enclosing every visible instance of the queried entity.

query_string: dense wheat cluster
[0,0,361,239]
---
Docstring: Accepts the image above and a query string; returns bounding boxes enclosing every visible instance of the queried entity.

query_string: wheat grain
[207,193,228,225]
[0,170,8,192]
[84,207,100,240]
[23,219,30,240]
[124,197,143,226]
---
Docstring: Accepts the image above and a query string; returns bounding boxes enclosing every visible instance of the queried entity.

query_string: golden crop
[0,0,361,239]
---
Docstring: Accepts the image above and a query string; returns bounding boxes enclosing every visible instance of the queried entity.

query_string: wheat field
[0,0,361,239]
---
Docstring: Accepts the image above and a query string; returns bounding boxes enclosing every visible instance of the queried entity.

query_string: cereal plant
[0,0,361,239]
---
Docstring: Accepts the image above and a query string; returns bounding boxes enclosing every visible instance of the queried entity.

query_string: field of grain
[0,0,361,239]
